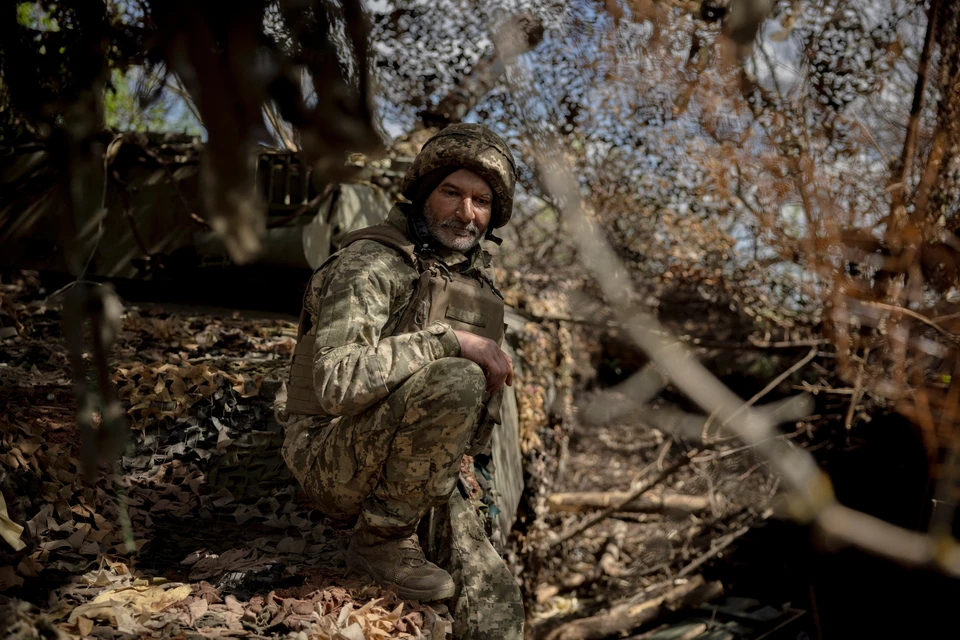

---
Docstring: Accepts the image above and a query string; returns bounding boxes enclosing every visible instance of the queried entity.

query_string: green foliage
[104,68,162,132]
[103,68,203,135]
[16,2,59,31]
[5,2,203,139]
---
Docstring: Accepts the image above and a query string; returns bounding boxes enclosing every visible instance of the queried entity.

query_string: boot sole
[346,554,456,601]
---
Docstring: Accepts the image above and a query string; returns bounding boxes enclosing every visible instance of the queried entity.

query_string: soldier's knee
[423,358,486,411]
[453,359,487,396]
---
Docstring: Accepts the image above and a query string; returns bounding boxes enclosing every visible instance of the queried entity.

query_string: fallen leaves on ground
[0,273,452,639]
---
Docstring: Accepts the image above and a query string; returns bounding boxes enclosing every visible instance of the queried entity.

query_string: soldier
[280,123,523,627]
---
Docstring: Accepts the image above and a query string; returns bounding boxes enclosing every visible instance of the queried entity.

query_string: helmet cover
[400,123,518,228]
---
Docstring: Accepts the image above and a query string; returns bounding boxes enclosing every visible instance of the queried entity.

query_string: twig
[716,424,807,459]
[655,440,673,470]
[188,212,211,228]
[597,431,661,454]
[756,42,785,105]
[120,194,154,260]
[793,384,856,395]
[263,101,298,151]
[167,74,204,127]
[858,300,959,341]
[703,346,818,442]
[545,575,714,640]
[844,347,870,430]
[891,0,939,205]
[136,142,211,229]
[624,560,671,578]
[816,502,960,577]
[550,449,695,548]
[676,526,750,578]
[731,345,818,420]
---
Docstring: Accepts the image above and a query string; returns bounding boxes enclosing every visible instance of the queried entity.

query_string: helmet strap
[407,207,434,253]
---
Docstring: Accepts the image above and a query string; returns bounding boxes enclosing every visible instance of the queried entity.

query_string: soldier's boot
[346,529,456,601]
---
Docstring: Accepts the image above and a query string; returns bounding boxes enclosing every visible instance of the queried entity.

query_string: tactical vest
[285,222,505,417]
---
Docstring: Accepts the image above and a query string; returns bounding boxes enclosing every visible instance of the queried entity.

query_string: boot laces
[397,536,427,568]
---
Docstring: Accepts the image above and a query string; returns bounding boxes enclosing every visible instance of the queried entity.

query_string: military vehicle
[3,134,387,298]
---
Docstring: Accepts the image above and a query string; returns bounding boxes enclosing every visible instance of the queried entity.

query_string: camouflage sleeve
[309,243,461,417]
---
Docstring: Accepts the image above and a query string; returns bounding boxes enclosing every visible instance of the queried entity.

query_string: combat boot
[346,529,456,601]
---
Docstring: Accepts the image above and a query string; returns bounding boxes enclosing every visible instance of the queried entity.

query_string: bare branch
[703,346,818,442]
[550,447,696,547]
[263,101,298,151]
[892,0,940,207]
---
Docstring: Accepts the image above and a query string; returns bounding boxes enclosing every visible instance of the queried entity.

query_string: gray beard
[423,201,482,252]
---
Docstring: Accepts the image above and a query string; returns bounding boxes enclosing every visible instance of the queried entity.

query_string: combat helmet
[400,123,518,229]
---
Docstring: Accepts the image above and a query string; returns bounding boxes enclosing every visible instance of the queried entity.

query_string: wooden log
[550,450,695,547]
[547,491,710,515]
[545,575,722,640]
[535,568,603,604]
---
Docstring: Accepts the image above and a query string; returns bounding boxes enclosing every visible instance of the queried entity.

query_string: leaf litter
[0,273,450,639]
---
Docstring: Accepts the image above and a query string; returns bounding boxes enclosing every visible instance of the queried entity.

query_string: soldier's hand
[453,331,515,394]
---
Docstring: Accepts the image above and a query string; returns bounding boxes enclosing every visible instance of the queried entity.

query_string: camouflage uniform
[282,123,523,638]
[437,487,526,639]
[282,205,489,530]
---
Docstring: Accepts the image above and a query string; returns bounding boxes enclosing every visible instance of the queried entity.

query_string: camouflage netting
[0,273,461,639]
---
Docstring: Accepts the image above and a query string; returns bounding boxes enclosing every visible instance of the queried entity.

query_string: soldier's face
[423,169,493,251]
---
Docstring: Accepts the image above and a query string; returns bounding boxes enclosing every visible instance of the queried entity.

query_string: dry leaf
[188,596,209,624]
[68,584,192,624]
[0,565,24,590]
[337,622,366,640]
[277,536,306,555]
[17,554,44,577]
[77,615,94,636]
[337,602,354,627]
[224,594,244,614]
[0,492,25,551]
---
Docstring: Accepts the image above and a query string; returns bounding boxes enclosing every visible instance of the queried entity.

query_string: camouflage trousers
[281,357,486,534]
[282,357,523,639]
[435,485,524,640]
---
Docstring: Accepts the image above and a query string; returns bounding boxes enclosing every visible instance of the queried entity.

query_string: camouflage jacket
[300,205,498,420]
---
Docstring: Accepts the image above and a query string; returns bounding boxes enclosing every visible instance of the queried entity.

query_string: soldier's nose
[459,199,476,221]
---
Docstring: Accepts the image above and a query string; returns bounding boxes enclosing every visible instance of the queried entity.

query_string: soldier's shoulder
[316,239,415,288]
[337,238,413,270]
[305,239,415,310]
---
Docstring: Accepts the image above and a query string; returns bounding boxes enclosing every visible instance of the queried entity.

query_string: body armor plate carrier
[285,222,505,418]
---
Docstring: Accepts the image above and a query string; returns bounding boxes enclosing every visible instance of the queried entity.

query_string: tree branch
[550,447,696,547]
[892,0,940,208]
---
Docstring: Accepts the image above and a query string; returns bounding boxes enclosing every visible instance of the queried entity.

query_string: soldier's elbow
[310,367,342,416]
[314,379,349,417]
